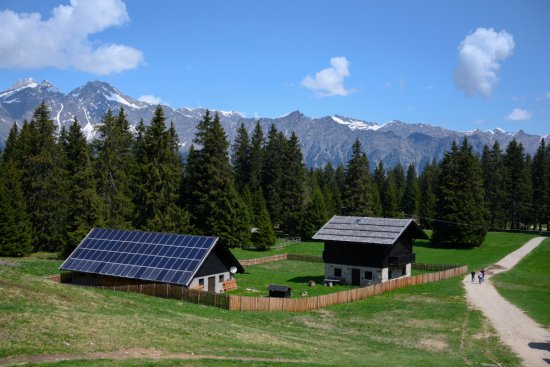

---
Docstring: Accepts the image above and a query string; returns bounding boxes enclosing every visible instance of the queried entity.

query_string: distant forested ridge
[1,103,548,256]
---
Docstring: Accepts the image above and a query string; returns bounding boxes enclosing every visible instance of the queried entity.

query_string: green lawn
[492,237,550,328]
[0,231,538,366]
[228,260,356,298]
[230,241,323,259]
[0,257,519,367]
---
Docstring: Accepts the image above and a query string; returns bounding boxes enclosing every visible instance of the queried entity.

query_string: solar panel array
[60,228,217,286]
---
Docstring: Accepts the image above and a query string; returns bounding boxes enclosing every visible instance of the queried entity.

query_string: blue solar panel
[59,228,218,286]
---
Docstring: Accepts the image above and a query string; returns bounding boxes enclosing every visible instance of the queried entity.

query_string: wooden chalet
[312,216,428,286]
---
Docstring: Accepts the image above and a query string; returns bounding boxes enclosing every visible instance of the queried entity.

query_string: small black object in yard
[268,284,291,298]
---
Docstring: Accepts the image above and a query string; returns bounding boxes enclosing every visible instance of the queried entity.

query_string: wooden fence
[98,283,231,309]
[46,254,467,312]
[227,264,468,312]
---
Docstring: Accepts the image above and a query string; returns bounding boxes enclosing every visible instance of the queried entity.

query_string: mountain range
[0,78,544,171]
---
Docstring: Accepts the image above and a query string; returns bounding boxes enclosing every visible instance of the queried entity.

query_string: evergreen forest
[1,103,549,256]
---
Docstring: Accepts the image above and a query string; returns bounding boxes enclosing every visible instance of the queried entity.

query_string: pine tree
[280,132,306,235]
[60,117,104,256]
[504,139,529,229]
[133,106,188,232]
[0,161,33,256]
[94,108,135,228]
[320,162,341,215]
[2,122,20,163]
[401,164,420,217]
[232,122,250,192]
[343,138,378,216]
[262,125,286,226]
[250,190,275,250]
[184,111,250,246]
[481,142,508,229]
[249,121,265,193]
[419,160,438,228]
[16,102,69,251]
[531,139,548,231]
[300,184,330,240]
[373,161,386,193]
[381,174,399,218]
[432,138,487,247]
[392,163,406,210]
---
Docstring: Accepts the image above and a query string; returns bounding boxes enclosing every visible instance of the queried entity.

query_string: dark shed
[268,284,292,298]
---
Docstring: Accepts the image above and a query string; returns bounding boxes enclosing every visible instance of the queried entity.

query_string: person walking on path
[478,272,483,284]
[480,268,485,282]
[471,270,475,283]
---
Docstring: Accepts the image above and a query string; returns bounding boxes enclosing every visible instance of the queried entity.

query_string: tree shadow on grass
[287,275,325,284]
[414,240,478,250]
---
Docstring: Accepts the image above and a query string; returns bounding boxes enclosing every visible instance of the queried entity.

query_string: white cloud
[301,56,355,97]
[506,108,532,121]
[536,92,550,101]
[138,95,165,105]
[0,0,143,75]
[454,28,515,97]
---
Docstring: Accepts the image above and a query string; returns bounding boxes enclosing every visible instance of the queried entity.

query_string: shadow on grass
[414,240,478,250]
[287,275,325,284]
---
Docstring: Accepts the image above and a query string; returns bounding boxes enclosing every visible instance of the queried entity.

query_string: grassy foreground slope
[492,237,550,328]
[0,232,535,367]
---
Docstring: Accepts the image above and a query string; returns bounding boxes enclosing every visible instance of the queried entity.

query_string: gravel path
[463,236,550,367]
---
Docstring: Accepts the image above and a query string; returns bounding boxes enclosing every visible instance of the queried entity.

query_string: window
[334,268,342,277]
[219,274,224,283]
[364,271,373,280]
[402,266,407,276]
[198,278,204,287]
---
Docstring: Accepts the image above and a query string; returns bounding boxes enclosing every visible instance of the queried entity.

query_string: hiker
[480,268,485,282]
[471,271,475,283]
[478,272,483,284]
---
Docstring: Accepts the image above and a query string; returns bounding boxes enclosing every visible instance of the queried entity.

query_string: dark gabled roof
[312,216,428,245]
[268,285,291,292]
[59,228,243,286]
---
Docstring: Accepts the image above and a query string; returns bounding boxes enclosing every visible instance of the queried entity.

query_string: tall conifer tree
[60,118,104,255]
[17,102,69,251]
[432,138,487,247]
[343,139,378,216]
[185,111,250,246]
[94,108,135,228]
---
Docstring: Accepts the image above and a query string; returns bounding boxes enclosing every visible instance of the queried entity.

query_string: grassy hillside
[492,237,550,328]
[0,232,536,367]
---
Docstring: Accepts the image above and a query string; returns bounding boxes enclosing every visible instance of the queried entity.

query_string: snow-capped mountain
[0,78,543,170]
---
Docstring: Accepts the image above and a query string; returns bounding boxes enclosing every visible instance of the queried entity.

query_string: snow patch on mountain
[331,115,382,131]
[82,122,96,141]
[103,92,143,109]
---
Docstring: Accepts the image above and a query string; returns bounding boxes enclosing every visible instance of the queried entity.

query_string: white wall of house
[325,263,411,286]
[189,271,230,293]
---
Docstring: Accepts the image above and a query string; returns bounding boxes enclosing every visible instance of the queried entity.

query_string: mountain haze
[0,78,543,171]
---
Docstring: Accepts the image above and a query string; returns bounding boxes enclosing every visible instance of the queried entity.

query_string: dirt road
[463,236,550,367]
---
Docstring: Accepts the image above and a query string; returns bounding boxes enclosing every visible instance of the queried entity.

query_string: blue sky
[1,0,549,135]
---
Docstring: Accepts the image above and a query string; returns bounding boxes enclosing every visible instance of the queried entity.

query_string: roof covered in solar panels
[59,228,222,286]
[312,216,428,245]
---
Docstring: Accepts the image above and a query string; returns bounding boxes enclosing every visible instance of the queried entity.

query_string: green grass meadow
[492,237,550,328]
[0,231,541,367]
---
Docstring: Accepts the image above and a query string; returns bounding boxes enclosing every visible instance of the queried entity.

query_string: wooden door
[351,268,360,286]
[208,276,216,293]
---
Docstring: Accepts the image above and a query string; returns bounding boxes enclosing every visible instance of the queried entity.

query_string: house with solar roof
[312,216,428,286]
[59,228,244,294]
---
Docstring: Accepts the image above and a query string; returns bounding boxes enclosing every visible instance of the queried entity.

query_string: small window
[364,271,373,280]
[219,274,224,283]
[198,278,204,287]
[334,268,342,277]
[402,266,406,276]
